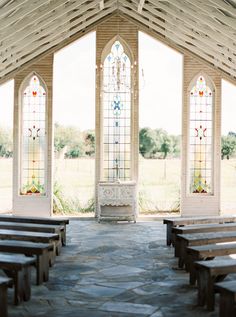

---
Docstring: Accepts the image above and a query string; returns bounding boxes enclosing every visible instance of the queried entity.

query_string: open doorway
[53,32,96,214]
[0,80,13,212]
[138,32,183,213]
[221,79,236,214]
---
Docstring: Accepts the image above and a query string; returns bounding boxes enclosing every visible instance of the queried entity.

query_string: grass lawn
[0,158,236,213]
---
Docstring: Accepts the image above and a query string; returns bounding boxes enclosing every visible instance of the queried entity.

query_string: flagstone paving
[7,219,226,316]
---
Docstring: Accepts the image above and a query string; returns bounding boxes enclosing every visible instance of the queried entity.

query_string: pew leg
[219,291,236,317]
[0,284,8,317]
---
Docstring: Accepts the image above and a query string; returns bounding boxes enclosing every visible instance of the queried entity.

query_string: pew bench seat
[0,240,52,285]
[163,216,236,246]
[195,258,236,311]
[186,243,236,285]
[0,254,35,305]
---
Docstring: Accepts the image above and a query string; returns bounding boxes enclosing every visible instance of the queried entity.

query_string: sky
[0,31,236,135]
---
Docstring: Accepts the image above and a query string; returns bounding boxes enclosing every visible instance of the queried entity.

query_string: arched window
[20,75,47,195]
[189,75,214,194]
[102,40,131,181]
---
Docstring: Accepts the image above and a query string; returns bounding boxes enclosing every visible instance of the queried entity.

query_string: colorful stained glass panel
[189,76,213,194]
[103,41,131,181]
[21,75,46,195]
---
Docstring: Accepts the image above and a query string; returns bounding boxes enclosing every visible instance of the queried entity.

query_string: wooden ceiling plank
[1,0,101,61]
[120,10,236,85]
[0,0,88,43]
[183,0,236,35]
[0,0,51,31]
[195,0,236,29]
[123,0,236,72]
[119,4,236,78]
[148,0,236,55]
[0,5,116,77]
[143,2,236,68]
[167,0,236,41]
[208,0,236,18]
[0,0,28,18]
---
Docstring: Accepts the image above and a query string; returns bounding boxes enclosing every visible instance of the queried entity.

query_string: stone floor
[6,219,231,317]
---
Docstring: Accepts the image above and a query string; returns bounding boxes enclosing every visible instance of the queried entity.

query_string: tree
[84,130,95,156]
[139,127,159,158]
[221,135,236,159]
[0,127,13,157]
[54,123,86,158]
[160,135,172,159]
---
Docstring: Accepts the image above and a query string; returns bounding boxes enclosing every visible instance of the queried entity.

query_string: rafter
[0,1,103,72]
[0,0,50,31]
[99,0,104,10]
[144,3,236,70]
[0,3,116,78]
[0,0,79,42]
[0,0,99,62]
[147,0,236,55]
[0,0,28,18]
[138,0,145,13]
[183,0,236,36]
[119,3,236,78]
[208,0,236,18]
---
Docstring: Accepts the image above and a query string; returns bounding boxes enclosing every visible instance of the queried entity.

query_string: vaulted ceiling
[1,0,236,84]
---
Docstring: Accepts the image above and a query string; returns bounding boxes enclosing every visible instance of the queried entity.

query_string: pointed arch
[101,37,133,181]
[19,72,48,195]
[187,72,215,194]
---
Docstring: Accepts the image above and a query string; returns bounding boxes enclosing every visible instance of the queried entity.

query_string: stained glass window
[20,75,46,195]
[189,75,213,194]
[102,40,131,181]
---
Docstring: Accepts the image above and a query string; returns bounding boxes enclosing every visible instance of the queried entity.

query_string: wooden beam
[0,12,117,85]
[0,0,83,44]
[183,0,236,36]
[120,10,236,85]
[143,2,236,70]
[119,4,236,78]
[0,0,28,18]
[0,4,116,78]
[99,1,104,10]
[0,0,50,31]
[147,0,236,56]
[138,0,145,13]
[208,0,236,18]
[0,0,101,62]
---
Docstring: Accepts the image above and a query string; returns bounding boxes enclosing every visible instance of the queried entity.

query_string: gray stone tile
[100,301,157,315]
[100,265,146,277]
[74,284,125,297]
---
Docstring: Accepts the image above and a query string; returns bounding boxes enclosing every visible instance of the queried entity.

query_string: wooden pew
[163,216,236,246]
[0,215,69,246]
[172,222,236,247]
[195,258,236,311]
[175,231,236,269]
[0,254,35,305]
[0,276,12,317]
[0,229,59,264]
[0,221,64,248]
[0,240,52,285]
[186,243,236,285]
[215,280,236,317]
